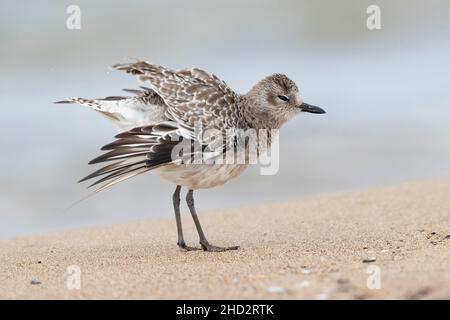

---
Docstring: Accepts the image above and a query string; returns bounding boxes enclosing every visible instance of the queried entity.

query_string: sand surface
[1,179,449,299]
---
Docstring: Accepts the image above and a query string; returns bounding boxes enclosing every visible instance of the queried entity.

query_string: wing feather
[79,122,184,192]
[111,61,248,137]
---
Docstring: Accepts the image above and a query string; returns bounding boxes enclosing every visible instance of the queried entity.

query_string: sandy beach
[0,178,449,299]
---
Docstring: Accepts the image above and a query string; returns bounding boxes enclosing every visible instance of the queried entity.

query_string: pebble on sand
[300,265,312,274]
[301,268,311,274]
[362,257,377,263]
[267,286,285,294]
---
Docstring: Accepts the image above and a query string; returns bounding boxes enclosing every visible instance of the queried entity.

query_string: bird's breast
[154,163,249,190]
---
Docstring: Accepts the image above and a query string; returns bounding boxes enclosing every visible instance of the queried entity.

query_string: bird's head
[245,73,325,128]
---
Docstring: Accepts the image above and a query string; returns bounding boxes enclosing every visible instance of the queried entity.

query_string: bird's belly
[154,164,249,189]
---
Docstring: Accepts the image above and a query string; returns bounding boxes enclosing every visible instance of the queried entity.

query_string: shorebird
[58,61,325,252]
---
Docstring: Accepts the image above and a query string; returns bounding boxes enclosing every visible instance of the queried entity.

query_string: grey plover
[57,60,325,252]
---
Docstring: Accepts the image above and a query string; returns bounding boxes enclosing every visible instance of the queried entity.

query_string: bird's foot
[178,242,201,251]
[200,242,239,252]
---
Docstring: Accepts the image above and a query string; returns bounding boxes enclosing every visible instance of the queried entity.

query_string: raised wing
[111,61,247,136]
[79,122,184,192]
[79,119,229,192]
[56,87,168,132]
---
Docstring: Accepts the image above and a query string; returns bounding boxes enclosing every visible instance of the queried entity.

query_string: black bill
[300,103,326,114]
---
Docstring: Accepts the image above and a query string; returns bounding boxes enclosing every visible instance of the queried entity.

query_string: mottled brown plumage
[60,60,325,251]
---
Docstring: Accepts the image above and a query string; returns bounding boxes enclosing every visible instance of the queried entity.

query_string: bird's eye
[278,95,289,102]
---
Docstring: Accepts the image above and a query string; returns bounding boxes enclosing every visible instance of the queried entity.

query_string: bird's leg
[173,186,199,251]
[186,189,239,252]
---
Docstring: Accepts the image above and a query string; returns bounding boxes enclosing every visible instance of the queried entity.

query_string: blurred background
[1,0,449,238]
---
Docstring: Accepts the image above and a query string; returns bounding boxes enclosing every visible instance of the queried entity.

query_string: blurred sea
[1,0,449,238]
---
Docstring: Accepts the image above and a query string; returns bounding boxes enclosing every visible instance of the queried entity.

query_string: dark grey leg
[173,186,199,251]
[186,189,239,252]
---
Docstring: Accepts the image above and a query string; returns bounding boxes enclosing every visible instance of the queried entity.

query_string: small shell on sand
[267,286,285,293]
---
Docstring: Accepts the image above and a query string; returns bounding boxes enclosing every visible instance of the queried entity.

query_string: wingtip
[87,151,115,164]
[88,159,99,165]
[79,170,99,183]
[122,88,142,95]
[109,61,135,70]
[54,100,71,104]
[110,59,151,74]
[109,63,121,71]
[100,142,117,151]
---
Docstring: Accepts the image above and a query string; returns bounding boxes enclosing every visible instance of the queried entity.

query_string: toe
[178,243,201,251]
[201,243,239,252]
